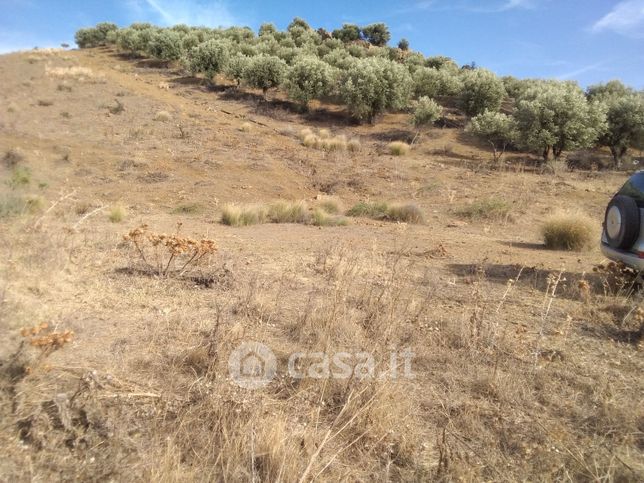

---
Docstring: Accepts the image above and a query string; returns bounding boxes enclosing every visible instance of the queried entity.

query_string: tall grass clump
[311,208,349,226]
[456,198,512,221]
[347,201,424,223]
[542,212,595,251]
[388,141,410,156]
[109,205,127,223]
[221,205,266,226]
[267,201,308,223]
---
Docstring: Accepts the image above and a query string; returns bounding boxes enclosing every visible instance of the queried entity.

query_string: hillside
[0,45,642,481]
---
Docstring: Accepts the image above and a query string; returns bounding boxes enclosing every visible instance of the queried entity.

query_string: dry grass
[301,129,348,151]
[311,208,349,226]
[45,65,104,83]
[239,122,252,132]
[154,110,172,122]
[347,138,362,152]
[388,141,411,156]
[542,212,595,251]
[266,200,308,224]
[347,201,424,223]
[456,198,512,222]
[108,204,127,223]
[220,204,266,226]
[3,147,25,167]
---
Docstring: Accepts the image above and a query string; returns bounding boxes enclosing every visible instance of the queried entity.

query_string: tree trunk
[542,146,551,162]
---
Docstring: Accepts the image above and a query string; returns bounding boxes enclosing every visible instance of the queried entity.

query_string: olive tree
[339,57,412,123]
[466,110,518,164]
[225,53,250,87]
[148,30,183,61]
[361,23,391,46]
[413,67,463,98]
[188,39,231,79]
[598,94,644,166]
[587,80,634,102]
[243,55,288,97]
[514,82,607,162]
[398,38,410,51]
[284,56,335,109]
[459,69,506,116]
[332,24,361,42]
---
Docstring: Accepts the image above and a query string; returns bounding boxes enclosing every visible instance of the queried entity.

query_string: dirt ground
[0,47,642,481]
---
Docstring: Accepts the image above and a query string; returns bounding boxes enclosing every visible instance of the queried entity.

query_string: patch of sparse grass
[266,201,308,224]
[456,198,512,221]
[302,134,320,148]
[108,99,125,115]
[7,166,31,188]
[37,99,53,107]
[542,212,594,251]
[109,205,127,223]
[346,201,391,220]
[347,138,362,152]
[311,208,349,226]
[317,196,342,215]
[388,141,410,156]
[0,194,43,218]
[347,201,424,223]
[60,111,71,119]
[321,136,347,152]
[154,110,172,122]
[298,127,313,141]
[57,83,72,92]
[319,128,331,139]
[3,147,25,167]
[172,202,203,215]
[46,65,103,83]
[7,102,18,113]
[386,203,424,223]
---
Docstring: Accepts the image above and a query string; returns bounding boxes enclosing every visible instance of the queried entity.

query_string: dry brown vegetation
[0,46,642,481]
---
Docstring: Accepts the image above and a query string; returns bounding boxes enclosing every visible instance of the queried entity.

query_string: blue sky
[1,0,643,88]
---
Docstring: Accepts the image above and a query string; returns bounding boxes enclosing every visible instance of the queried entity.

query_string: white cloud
[406,0,536,13]
[556,61,606,81]
[127,0,239,28]
[592,0,644,38]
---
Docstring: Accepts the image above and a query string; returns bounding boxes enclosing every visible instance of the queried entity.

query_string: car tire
[604,195,640,249]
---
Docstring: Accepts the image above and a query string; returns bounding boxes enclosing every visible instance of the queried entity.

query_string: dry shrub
[154,110,172,122]
[319,128,331,139]
[239,122,252,132]
[312,208,349,226]
[109,204,127,223]
[388,141,410,156]
[20,322,74,351]
[3,147,25,167]
[123,225,217,276]
[456,198,512,222]
[266,200,308,224]
[387,203,424,223]
[299,127,314,140]
[542,212,595,251]
[221,204,266,226]
[317,196,343,215]
[347,201,424,223]
[347,138,362,152]
[302,134,320,148]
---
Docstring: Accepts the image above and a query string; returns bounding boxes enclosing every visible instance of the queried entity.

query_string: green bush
[148,30,183,61]
[339,57,412,123]
[413,67,463,98]
[456,198,512,221]
[466,110,518,163]
[332,24,361,42]
[225,54,250,86]
[188,39,231,79]
[284,56,335,109]
[361,23,391,46]
[412,96,443,128]
[459,69,506,117]
[243,55,288,96]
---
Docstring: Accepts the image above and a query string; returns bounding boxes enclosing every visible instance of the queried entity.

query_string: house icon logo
[228,342,277,389]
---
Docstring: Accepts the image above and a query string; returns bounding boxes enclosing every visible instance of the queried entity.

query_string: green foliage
[459,69,506,116]
[398,38,410,51]
[514,82,607,160]
[332,24,361,42]
[467,110,518,162]
[259,23,277,37]
[425,56,458,71]
[189,39,231,78]
[361,23,391,46]
[75,28,104,48]
[586,80,634,102]
[243,55,288,95]
[339,57,412,122]
[148,30,183,61]
[456,198,512,221]
[413,67,463,98]
[598,94,644,165]
[285,56,335,108]
[412,96,443,128]
[225,54,250,86]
